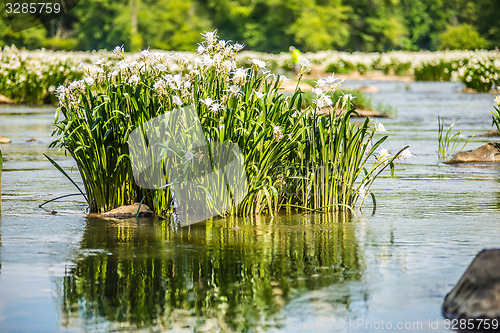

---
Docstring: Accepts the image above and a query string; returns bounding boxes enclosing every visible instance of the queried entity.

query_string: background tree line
[0,0,498,52]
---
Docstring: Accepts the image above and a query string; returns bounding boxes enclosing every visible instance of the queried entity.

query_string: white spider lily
[398,147,415,161]
[172,96,183,106]
[374,121,387,133]
[273,126,284,142]
[376,148,391,158]
[250,58,266,69]
[200,97,214,108]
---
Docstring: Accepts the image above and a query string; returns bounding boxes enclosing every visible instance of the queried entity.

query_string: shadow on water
[59,213,363,331]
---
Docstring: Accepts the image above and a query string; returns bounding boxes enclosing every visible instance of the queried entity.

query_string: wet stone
[443,249,500,321]
[101,203,153,218]
[445,143,500,164]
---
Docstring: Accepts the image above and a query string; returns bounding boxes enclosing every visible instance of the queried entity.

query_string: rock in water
[443,249,500,321]
[101,202,153,218]
[358,85,380,93]
[445,143,500,164]
[0,136,11,144]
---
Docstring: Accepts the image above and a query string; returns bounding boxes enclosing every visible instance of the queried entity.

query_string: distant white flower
[227,85,241,96]
[200,97,214,108]
[118,61,129,71]
[83,76,95,86]
[154,80,165,91]
[317,74,344,90]
[299,58,311,73]
[140,48,150,58]
[172,95,183,106]
[69,80,84,90]
[373,121,387,133]
[232,68,247,83]
[113,45,124,56]
[253,90,265,99]
[279,75,290,83]
[201,54,214,67]
[398,147,415,161]
[155,64,168,72]
[273,125,284,142]
[250,58,266,69]
[233,43,245,52]
[314,94,333,108]
[128,74,140,85]
[210,103,221,113]
[202,30,218,45]
[311,87,324,96]
[376,148,391,158]
[95,58,105,66]
[342,93,355,103]
[197,45,206,54]
[495,95,500,107]
[55,85,67,97]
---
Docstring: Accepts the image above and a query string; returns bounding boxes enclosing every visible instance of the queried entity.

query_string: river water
[0,81,499,332]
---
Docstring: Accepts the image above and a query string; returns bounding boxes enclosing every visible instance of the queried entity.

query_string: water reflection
[60,213,363,331]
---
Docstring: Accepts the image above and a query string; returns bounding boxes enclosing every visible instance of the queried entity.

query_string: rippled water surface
[0,81,499,332]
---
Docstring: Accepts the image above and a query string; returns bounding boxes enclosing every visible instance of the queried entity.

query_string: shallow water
[0,82,499,332]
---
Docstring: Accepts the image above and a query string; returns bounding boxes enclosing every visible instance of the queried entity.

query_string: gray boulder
[445,143,500,164]
[101,202,153,218]
[443,249,500,320]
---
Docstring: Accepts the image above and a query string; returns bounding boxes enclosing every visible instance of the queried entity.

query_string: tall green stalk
[0,149,2,214]
[438,116,474,159]
[51,32,407,216]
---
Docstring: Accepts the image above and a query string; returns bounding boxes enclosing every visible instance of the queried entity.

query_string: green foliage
[0,0,498,52]
[43,37,78,51]
[413,60,455,81]
[289,0,350,51]
[460,57,500,92]
[0,16,46,49]
[72,0,130,50]
[492,97,500,134]
[51,33,405,215]
[0,47,83,104]
[439,24,489,50]
[437,116,474,159]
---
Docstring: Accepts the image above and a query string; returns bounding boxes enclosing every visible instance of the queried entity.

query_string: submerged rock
[443,249,500,321]
[445,143,500,164]
[0,136,11,144]
[101,202,153,218]
[358,85,380,93]
[478,130,499,138]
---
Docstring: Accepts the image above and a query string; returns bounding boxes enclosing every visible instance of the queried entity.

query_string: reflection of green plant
[60,214,362,331]
[438,116,475,159]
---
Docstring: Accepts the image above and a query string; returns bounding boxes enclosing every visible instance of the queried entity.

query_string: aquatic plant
[438,116,475,159]
[458,56,500,93]
[492,96,500,133]
[51,32,407,216]
[0,46,87,104]
[0,149,2,213]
